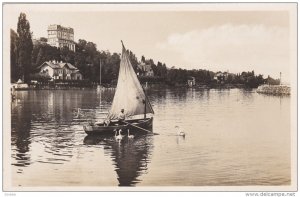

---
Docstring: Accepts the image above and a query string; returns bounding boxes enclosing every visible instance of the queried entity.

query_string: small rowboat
[84,117,153,135]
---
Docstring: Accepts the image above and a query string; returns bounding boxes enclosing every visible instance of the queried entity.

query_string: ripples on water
[11,88,291,186]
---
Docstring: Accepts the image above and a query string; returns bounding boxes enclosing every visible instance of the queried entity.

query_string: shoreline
[11,83,250,91]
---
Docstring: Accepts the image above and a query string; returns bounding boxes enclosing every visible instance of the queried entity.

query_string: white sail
[108,42,154,120]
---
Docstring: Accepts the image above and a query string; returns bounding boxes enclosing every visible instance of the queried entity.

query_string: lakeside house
[38,60,83,81]
[137,62,154,77]
[187,76,196,87]
[214,71,229,83]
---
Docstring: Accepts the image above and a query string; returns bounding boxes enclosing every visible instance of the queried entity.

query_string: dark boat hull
[83,117,153,135]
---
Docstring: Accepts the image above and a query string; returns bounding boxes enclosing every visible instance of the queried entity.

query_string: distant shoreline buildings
[137,62,154,77]
[47,24,75,52]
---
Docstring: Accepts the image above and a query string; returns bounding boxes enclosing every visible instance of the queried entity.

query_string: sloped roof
[39,61,61,69]
[58,63,66,68]
[73,70,82,74]
[65,63,77,70]
[39,61,78,70]
[215,72,224,77]
[138,62,152,72]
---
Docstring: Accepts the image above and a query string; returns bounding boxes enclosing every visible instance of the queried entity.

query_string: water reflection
[11,88,291,186]
[167,87,188,102]
[146,87,167,106]
[176,135,185,145]
[239,89,255,101]
[11,91,86,168]
[84,134,153,186]
[11,91,32,167]
[258,93,290,109]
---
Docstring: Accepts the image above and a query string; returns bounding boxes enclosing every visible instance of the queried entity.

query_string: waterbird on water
[127,129,134,139]
[114,129,123,141]
[119,129,125,137]
[175,126,185,137]
[74,108,84,118]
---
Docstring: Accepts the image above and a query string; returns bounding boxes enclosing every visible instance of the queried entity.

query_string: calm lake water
[11,88,291,187]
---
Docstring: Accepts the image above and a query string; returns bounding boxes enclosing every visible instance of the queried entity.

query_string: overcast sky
[5,4,295,82]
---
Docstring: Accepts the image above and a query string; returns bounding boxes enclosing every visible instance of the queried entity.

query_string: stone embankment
[257,85,290,95]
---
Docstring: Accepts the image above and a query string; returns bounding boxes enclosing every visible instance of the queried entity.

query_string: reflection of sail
[84,134,153,186]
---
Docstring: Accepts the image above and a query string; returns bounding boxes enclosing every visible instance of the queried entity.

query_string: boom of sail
[107,42,154,120]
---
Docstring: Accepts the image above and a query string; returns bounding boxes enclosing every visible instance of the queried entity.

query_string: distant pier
[257,85,290,95]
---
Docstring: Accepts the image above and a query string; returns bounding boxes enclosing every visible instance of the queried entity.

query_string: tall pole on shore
[280,72,282,85]
[100,59,102,86]
[99,59,102,107]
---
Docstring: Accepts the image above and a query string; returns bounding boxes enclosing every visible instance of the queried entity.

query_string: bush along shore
[257,85,290,95]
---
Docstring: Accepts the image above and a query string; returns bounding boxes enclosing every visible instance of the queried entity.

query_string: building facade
[187,76,196,87]
[214,71,232,83]
[39,60,83,80]
[137,62,154,77]
[47,24,75,52]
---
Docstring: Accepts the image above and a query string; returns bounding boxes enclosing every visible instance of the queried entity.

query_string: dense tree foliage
[10,29,18,82]
[224,71,265,88]
[16,13,33,83]
[266,75,280,85]
[31,43,61,71]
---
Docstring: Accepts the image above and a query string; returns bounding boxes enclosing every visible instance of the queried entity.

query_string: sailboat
[83,41,154,135]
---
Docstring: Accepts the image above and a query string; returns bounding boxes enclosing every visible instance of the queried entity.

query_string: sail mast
[142,84,154,114]
[141,85,154,120]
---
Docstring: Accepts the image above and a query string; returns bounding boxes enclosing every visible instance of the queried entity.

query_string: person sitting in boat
[118,109,126,124]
